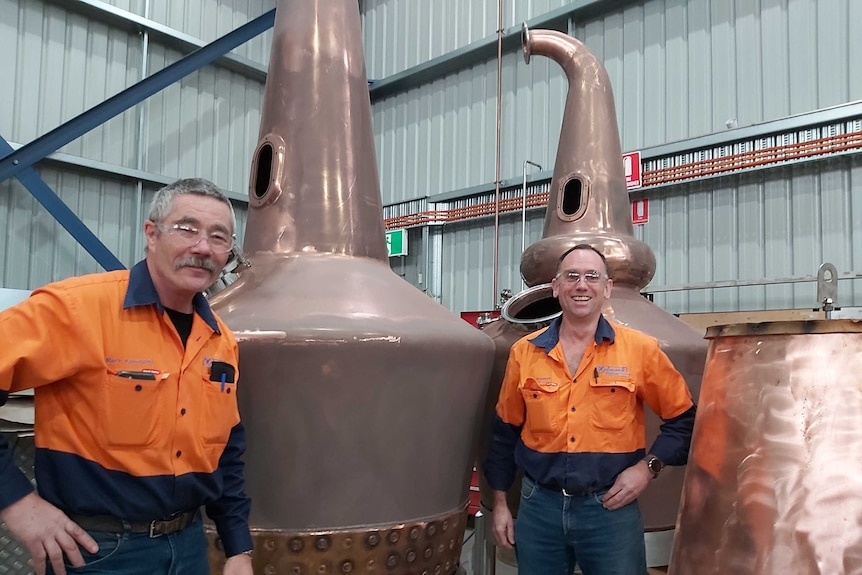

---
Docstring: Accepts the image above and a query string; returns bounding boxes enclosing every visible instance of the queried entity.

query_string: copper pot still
[205,1,495,573]
[669,321,862,575]
[476,25,707,549]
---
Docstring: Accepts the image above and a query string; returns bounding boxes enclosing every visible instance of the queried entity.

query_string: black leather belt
[70,509,198,538]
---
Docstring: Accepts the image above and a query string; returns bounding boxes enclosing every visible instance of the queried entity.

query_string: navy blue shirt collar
[123,260,221,334]
[528,314,615,354]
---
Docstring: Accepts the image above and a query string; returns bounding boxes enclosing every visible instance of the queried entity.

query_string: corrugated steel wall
[436,156,862,314]
[640,155,862,315]
[368,0,862,313]
[0,0,263,289]
[362,0,576,78]
[371,0,862,206]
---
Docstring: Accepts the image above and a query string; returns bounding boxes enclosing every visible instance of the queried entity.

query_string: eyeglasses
[556,270,605,284]
[157,223,235,254]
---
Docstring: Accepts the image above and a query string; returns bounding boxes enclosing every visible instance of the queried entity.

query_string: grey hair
[148,178,236,233]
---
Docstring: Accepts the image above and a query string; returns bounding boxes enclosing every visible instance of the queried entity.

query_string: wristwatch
[645,455,664,479]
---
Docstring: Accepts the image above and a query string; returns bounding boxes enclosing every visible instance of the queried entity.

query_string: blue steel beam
[0,9,275,184]
[0,136,125,271]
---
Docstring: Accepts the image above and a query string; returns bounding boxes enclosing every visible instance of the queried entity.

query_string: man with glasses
[0,179,253,575]
[484,244,696,575]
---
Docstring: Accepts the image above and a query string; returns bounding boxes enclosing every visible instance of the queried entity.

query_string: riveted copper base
[207,507,468,575]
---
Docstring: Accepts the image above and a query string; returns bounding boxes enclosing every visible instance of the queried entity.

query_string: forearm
[206,423,252,556]
[482,415,522,491]
[649,405,697,466]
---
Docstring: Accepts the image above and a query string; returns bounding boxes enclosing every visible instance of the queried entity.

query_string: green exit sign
[386,228,407,257]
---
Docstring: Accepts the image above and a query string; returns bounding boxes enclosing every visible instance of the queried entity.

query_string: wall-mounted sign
[386,228,408,257]
[623,151,642,189]
[632,198,649,225]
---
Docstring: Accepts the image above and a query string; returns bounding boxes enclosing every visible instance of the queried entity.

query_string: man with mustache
[484,244,696,575]
[0,179,253,575]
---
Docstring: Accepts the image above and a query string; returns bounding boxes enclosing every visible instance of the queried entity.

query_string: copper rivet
[264,539,277,551]
[317,564,328,574]
[366,533,380,548]
[388,530,400,543]
[406,550,417,563]
[434,565,442,575]
[289,537,304,553]
[445,561,452,571]
[424,547,433,559]
[437,544,444,554]
[264,566,277,575]
[367,559,375,568]
[340,560,354,573]
[427,524,437,537]
[442,520,449,531]
[315,536,331,551]
[386,553,400,569]
[409,527,420,540]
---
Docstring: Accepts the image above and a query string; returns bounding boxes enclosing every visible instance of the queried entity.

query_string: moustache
[175,257,218,273]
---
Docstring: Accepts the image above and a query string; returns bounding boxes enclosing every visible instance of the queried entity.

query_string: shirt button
[570,437,575,443]
[180,408,187,416]
[532,393,538,398]
[570,407,576,412]
[135,385,142,391]
[176,450,182,458]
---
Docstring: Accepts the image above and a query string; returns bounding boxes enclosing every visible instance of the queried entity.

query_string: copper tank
[670,320,862,575]
[205,2,495,573]
[477,25,707,538]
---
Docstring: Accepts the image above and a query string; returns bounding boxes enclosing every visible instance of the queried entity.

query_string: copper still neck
[242,0,387,261]
[520,25,655,289]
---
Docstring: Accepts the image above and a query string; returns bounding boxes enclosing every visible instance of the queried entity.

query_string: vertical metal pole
[472,510,497,575]
[133,0,152,258]
[491,0,503,309]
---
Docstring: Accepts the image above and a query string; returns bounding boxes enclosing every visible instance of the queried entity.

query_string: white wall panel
[432,156,862,316]
[371,0,862,205]
[104,0,275,66]
[0,0,142,166]
[362,0,577,79]
[439,209,546,313]
[143,44,263,195]
[0,171,139,289]
[634,156,862,314]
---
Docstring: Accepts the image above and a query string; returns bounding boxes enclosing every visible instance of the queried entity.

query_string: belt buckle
[149,519,164,538]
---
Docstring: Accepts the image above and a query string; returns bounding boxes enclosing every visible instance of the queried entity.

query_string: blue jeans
[514,476,647,575]
[49,515,209,575]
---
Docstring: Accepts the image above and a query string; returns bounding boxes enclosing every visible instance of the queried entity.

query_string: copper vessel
[477,25,706,545]
[206,2,495,573]
[670,321,862,575]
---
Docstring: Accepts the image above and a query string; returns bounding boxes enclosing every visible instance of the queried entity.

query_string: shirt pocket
[520,377,562,434]
[588,377,636,431]
[199,374,240,447]
[104,372,161,447]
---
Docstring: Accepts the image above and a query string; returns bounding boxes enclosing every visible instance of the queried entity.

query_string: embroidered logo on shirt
[596,365,630,377]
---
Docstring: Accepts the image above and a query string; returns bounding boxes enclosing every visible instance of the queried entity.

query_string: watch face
[648,457,663,474]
